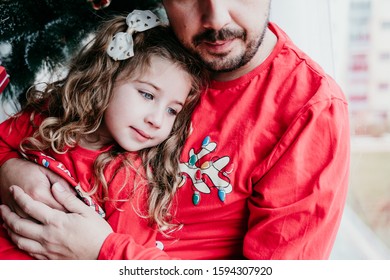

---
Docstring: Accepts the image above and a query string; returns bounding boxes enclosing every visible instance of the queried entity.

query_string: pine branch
[0,0,159,103]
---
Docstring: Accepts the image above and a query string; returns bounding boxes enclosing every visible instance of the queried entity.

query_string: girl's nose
[145,109,164,129]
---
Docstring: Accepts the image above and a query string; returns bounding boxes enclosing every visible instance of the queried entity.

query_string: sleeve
[244,88,350,259]
[98,233,177,260]
[0,111,38,165]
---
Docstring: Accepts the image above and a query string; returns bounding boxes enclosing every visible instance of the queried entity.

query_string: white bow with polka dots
[107,10,161,61]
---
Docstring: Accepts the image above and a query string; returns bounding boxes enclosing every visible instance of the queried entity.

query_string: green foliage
[0,0,160,103]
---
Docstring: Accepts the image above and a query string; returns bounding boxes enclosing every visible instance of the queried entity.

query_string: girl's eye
[140,91,154,100]
[167,107,178,116]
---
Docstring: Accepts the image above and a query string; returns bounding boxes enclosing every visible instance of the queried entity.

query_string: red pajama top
[0,22,350,260]
[98,22,350,260]
[0,112,163,259]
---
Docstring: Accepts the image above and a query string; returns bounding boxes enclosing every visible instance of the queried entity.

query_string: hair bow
[107,10,161,61]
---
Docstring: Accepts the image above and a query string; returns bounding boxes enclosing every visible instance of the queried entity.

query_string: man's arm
[0,112,72,215]
[0,184,111,259]
[0,184,174,260]
[0,159,72,215]
[244,97,350,259]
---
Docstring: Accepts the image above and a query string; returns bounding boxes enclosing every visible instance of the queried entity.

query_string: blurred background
[1,0,390,259]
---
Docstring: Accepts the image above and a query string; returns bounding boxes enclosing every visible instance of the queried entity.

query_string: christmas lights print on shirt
[179,136,234,206]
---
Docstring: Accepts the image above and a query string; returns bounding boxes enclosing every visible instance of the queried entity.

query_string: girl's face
[99,56,192,152]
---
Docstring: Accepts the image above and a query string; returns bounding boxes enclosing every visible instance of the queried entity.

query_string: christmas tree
[0,0,160,104]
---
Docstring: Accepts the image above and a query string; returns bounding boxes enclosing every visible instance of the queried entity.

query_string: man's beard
[190,23,268,73]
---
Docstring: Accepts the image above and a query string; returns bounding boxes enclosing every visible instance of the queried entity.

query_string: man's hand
[0,158,73,217]
[0,184,113,260]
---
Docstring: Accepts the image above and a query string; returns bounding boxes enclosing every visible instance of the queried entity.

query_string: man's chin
[202,57,246,73]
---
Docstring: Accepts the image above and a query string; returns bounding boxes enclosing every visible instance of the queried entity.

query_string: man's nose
[200,0,232,31]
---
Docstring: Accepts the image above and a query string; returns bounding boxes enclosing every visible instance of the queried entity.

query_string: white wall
[270,0,336,77]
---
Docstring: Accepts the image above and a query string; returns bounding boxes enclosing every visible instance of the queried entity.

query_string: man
[0,0,349,259]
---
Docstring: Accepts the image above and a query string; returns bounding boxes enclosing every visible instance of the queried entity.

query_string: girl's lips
[131,127,151,142]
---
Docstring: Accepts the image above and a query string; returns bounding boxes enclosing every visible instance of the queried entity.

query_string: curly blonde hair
[20,15,207,233]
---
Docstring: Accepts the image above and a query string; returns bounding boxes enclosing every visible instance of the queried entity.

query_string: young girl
[0,10,206,259]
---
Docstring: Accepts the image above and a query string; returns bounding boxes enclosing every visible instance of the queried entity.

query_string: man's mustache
[193,28,245,46]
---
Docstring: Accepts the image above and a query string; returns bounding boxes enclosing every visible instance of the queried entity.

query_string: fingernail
[53,182,65,192]
[9,186,14,193]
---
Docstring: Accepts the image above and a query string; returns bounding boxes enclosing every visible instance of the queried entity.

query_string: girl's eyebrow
[173,100,184,107]
[136,79,160,91]
[137,79,185,106]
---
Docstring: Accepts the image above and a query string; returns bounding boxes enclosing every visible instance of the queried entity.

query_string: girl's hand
[0,184,113,260]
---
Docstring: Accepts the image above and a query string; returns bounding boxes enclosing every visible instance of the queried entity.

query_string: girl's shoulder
[0,109,44,133]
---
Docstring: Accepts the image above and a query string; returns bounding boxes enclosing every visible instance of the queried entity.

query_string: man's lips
[200,39,234,53]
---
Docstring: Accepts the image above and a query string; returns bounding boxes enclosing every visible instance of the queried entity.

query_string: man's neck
[212,27,277,82]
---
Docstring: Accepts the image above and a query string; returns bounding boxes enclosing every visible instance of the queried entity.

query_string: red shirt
[99,22,350,260]
[0,111,164,259]
[0,22,350,260]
